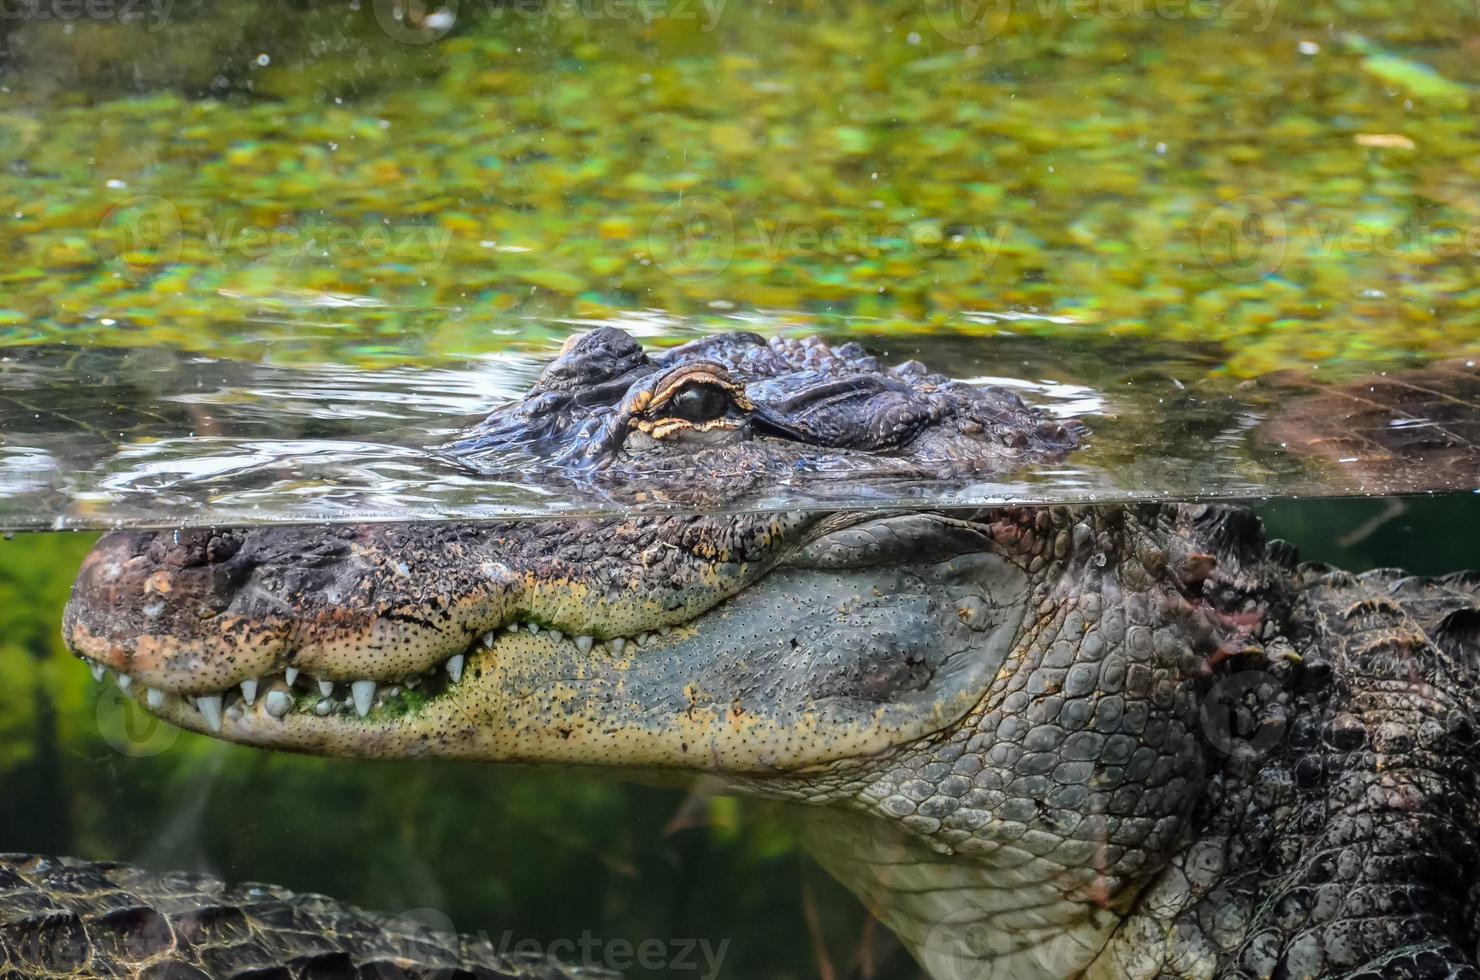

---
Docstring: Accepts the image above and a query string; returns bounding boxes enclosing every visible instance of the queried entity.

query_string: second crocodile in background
[64,330,1480,979]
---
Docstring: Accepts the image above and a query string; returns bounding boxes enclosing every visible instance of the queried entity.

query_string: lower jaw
[89,616,678,742]
[92,610,923,771]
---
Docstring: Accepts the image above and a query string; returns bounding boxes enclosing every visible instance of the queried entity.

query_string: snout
[63,527,290,692]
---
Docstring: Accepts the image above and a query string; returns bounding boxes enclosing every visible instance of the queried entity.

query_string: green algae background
[2,0,1480,376]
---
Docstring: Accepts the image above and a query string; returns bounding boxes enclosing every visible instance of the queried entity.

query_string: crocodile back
[1099,566,1480,979]
[0,854,610,980]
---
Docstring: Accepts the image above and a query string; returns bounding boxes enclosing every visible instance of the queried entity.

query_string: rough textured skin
[762,506,1480,980]
[53,331,1480,978]
[1100,564,1480,980]
[446,327,1083,503]
[0,854,611,980]
[63,513,815,700]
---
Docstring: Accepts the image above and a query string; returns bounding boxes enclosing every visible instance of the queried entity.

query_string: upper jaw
[63,513,828,733]
[65,511,1025,782]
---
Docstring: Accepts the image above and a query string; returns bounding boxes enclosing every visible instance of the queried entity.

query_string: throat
[791,806,1129,979]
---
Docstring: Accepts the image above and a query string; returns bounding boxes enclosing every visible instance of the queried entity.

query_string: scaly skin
[54,331,1480,978]
[0,854,611,979]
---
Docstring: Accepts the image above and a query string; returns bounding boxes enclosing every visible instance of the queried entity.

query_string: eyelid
[648,365,753,413]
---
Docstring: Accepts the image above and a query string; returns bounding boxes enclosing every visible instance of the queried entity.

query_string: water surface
[3,329,1477,529]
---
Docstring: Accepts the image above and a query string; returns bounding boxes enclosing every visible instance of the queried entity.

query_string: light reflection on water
[0,324,1475,530]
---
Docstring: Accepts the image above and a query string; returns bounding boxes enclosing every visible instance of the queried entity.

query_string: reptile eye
[668,383,731,423]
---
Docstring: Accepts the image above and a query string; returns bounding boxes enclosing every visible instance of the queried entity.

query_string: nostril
[145,528,244,568]
[206,530,244,564]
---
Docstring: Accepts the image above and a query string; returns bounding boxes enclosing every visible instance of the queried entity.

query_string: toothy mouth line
[78,620,672,732]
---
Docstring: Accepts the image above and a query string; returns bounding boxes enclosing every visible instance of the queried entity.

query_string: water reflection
[1,328,1477,530]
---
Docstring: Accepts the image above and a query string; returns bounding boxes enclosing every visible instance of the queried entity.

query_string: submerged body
[0,854,606,980]
[44,331,1480,978]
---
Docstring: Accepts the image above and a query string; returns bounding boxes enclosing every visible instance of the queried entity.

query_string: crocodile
[49,328,1480,979]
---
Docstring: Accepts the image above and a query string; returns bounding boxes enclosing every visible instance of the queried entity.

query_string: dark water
[1,493,1476,979]
[3,332,1477,530]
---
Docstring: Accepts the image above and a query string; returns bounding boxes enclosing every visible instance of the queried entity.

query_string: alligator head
[63,328,1084,767]
[62,330,1288,976]
[446,326,1082,502]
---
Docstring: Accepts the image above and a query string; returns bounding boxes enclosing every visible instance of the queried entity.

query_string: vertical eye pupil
[671,384,729,422]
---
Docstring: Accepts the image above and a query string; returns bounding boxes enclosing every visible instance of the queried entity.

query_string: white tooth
[575,635,594,654]
[351,680,376,718]
[117,674,134,692]
[549,629,564,643]
[528,622,540,634]
[447,654,465,683]
[658,625,671,636]
[146,688,165,710]
[90,663,107,683]
[405,674,422,689]
[240,679,259,705]
[314,698,333,716]
[383,685,400,698]
[482,632,496,649]
[284,667,299,687]
[609,637,626,654]
[318,679,334,697]
[195,695,223,733]
[264,690,291,718]
[638,632,652,646]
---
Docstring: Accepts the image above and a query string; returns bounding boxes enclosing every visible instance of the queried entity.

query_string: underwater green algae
[1,0,1479,377]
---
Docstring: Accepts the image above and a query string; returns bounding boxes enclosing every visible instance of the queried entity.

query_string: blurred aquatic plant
[0,0,1476,376]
